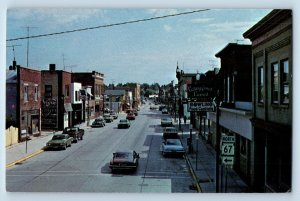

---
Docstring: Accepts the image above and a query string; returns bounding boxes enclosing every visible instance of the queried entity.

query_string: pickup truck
[62,127,84,143]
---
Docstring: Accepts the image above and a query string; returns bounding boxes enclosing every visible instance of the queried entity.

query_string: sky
[5,8,272,85]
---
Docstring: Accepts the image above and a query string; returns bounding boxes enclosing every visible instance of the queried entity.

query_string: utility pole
[22,26,38,67]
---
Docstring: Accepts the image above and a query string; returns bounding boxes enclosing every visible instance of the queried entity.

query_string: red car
[126,113,136,120]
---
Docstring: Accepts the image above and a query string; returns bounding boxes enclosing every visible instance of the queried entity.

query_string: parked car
[161,117,173,127]
[109,150,140,172]
[62,127,84,143]
[110,111,118,119]
[46,134,73,150]
[91,118,106,127]
[163,127,178,140]
[126,113,136,120]
[160,138,185,157]
[103,114,114,123]
[132,109,138,116]
[162,108,168,114]
[118,119,131,129]
[159,105,166,111]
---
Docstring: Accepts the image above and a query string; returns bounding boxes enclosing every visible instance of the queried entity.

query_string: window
[45,85,52,99]
[271,63,279,103]
[258,66,264,103]
[34,86,39,101]
[24,85,28,102]
[65,85,70,97]
[281,59,289,104]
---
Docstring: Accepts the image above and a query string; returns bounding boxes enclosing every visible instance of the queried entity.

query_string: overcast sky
[6,8,271,85]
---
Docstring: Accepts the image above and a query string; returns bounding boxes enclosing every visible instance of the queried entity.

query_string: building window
[65,85,70,97]
[34,86,38,101]
[45,85,52,99]
[281,59,289,104]
[24,85,28,102]
[258,66,264,103]
[271,63,279,104]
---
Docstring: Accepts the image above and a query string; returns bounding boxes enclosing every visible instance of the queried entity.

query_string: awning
[64,103,73,112]
[87,91,93,97]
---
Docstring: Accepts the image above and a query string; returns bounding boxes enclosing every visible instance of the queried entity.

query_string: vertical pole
[225,166,228,192]
[26,27,29,67]
[216,104,220,192]
[196,137,199,170]
[26,111,28,153]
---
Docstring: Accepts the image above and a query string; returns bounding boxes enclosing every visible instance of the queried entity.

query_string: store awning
[64,103,73,112]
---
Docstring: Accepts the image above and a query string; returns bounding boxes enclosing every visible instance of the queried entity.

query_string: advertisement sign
[188,102,214,112]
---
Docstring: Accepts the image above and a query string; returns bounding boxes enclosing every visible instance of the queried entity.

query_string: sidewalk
[179,122,250,193]
[6,121,90,167]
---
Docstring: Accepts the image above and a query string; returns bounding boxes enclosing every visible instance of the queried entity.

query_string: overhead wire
[7,9,210,42]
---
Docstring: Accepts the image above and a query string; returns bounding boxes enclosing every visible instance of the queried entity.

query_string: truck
[62,127,84,143]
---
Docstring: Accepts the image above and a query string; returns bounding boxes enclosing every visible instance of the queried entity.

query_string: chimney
[49,64,56,71]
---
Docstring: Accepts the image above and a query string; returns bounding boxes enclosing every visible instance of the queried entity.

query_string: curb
[184,154,202,193]
[6,149,44,169]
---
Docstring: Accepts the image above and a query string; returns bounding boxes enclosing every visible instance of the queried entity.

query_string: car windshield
[166,140,181,146]
[52,135,66,140]
[120,119,127,123]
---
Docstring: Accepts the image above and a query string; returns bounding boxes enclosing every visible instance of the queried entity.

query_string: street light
[176,64,182,131]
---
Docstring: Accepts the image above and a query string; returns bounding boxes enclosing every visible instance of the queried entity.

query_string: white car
[160,138,185,157]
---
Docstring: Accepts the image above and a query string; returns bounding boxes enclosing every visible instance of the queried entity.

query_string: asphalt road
[6,104,195,193]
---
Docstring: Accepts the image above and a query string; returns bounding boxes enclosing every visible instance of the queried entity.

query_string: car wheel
[80,136,83,140]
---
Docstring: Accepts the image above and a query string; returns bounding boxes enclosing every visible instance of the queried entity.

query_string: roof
[243,9,292,40]
[215,43,251,58]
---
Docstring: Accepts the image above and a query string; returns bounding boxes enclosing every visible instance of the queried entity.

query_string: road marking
[6,149,44,169]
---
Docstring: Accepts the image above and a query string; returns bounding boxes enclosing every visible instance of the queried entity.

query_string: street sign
[221,135,235,167]
[221,144,235,156]
[187,84,214,99]
[188,102,214,112]
[222,156,234,166]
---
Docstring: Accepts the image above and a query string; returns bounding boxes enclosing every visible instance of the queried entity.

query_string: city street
[6,104,194,193]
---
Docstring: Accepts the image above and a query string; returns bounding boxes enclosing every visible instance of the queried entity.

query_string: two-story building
[6,61,42,141]
[41,64,72,130]
[208,43,253,185]
[243,9,292,192]
[72,71,105,117]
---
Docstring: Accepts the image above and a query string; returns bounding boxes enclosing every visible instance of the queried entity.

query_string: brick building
[6,61,42,141]
[72,71,105,117]
[41,64,72,130]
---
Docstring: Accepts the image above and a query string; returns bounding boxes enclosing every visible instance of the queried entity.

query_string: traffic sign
[221,143,235,156]
[222,156,234,166]
[221,135,235,143]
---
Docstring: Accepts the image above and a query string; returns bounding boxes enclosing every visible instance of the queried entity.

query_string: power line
[7,9,209,42]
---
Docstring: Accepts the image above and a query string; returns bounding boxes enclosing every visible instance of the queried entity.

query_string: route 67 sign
[221,135,235,166]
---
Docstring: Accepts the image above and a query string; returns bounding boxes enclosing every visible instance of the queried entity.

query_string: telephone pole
[22,26,38,67]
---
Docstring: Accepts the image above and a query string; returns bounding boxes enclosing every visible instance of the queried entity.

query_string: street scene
[5,8,292,194]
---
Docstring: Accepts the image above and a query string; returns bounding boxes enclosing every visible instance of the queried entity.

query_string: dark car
[126,113,136,120]
[118,119,131,129]
[162,108,168,114]
[163,127,179,140]
[91,118,105,127]
[161,117,173,127]
[109,150,140,172]
[132,109,138,116]
[46,134,73,150]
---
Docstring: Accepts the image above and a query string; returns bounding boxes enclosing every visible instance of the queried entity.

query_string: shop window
[24,85,28,102]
